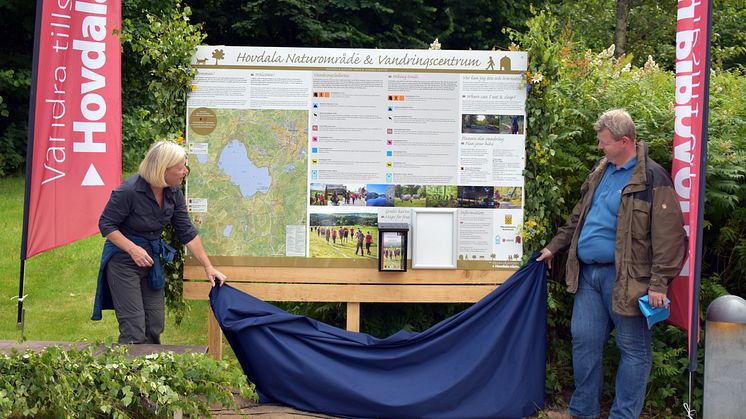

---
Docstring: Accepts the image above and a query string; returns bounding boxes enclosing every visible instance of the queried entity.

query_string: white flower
[598,44,616,59]
[643,55,659,72]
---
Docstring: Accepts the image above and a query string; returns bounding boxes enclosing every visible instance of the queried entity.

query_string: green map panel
[187,109,308,256]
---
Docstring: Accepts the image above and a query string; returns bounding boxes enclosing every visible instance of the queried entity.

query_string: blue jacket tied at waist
[91,235,176,321]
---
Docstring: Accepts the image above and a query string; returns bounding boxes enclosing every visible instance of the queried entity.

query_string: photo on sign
[494,186,523,209]
[458,186,495,209]
[461,114,524,135]
[310,183,367,206]
[425,185,457,208]
[309,212,378,259]
[366,184,395,207]
[394,185,426,207]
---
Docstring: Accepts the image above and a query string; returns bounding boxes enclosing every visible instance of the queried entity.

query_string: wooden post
[207,305,222,360]
[347,302,360,332]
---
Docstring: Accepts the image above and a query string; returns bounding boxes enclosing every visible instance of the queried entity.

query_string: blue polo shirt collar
[616,156,637,172]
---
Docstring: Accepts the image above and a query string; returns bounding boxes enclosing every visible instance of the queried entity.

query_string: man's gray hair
[594,108,636,141]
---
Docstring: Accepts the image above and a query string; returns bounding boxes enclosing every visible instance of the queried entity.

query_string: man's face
[597,129,628,166]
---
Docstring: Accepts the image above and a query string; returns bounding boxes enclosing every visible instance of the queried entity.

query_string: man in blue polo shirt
[537,109,685,418]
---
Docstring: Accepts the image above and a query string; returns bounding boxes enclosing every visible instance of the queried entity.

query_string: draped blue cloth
[210,256,547,419]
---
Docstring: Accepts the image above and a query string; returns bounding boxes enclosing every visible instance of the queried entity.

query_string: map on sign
[186,108,308,256]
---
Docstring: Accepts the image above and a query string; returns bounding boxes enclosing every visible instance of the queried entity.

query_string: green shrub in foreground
[0,345,257,418]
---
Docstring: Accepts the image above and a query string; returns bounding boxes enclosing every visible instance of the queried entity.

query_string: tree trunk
[614,0,632,58]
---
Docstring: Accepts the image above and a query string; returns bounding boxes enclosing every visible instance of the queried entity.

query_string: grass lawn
[0,176,211,346]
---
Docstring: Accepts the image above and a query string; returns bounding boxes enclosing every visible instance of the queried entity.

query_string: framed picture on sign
[378,224,408,272]
[411,208,457,269]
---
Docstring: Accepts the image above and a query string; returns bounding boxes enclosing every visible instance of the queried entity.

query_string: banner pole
[688,371,695,418]
[18,0,45,329]
[689,0,712,374]
[16,260,26,328]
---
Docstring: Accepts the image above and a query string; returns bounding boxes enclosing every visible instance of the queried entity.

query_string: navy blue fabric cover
[210,256,547,419]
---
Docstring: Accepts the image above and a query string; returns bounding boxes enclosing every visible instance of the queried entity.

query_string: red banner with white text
[669,0,711,363]
[24,0,122,259]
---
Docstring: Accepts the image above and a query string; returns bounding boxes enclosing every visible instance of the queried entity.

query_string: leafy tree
[0,0,35,176]
[185,0,543,50]
[701,70,746,294]
[551,0,746,72]
[712,0,746,70]
[613,0,631,57]
[0,0,204,174]
[437,0,543,50]
[550,0,677,69]
[120,0,206,170]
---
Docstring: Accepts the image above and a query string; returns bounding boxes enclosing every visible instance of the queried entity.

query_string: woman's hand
[186,235,225,287]
[205,266,227,287]
[105,231,153,267]
[127,245,154,267]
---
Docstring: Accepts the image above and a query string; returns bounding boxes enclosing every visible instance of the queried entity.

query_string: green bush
[120,0,206,171]
[0,345,256,418]
[0,69,31,176]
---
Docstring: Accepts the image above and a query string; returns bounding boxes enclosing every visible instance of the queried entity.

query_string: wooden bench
[183,263,514,360]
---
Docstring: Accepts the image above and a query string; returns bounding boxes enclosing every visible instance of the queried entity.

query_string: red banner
[24,0,122,259]
[669,0,711,362]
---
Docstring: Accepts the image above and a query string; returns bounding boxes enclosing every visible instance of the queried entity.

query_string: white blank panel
[412,209,457,269]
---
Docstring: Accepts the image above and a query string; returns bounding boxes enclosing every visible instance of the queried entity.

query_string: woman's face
[164,159,188,187]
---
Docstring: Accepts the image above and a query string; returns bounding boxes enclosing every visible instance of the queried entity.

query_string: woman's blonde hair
[138,141,187,187]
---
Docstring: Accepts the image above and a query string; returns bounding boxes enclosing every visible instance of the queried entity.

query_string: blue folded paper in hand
[638,295,671,329]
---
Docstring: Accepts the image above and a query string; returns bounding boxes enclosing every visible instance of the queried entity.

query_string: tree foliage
[186,0,540,50]
[549,0,676,69]
[0,0,203,175]
[0,0,35,176]
[3,0,743,173]
[550,0,746,72]
[711,0,746,70]
[120,0,206,171]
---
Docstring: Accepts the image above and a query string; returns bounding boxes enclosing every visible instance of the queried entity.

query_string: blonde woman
[92,141,225,344]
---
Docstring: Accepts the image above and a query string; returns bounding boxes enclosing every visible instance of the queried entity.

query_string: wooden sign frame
[183,261,513,359]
